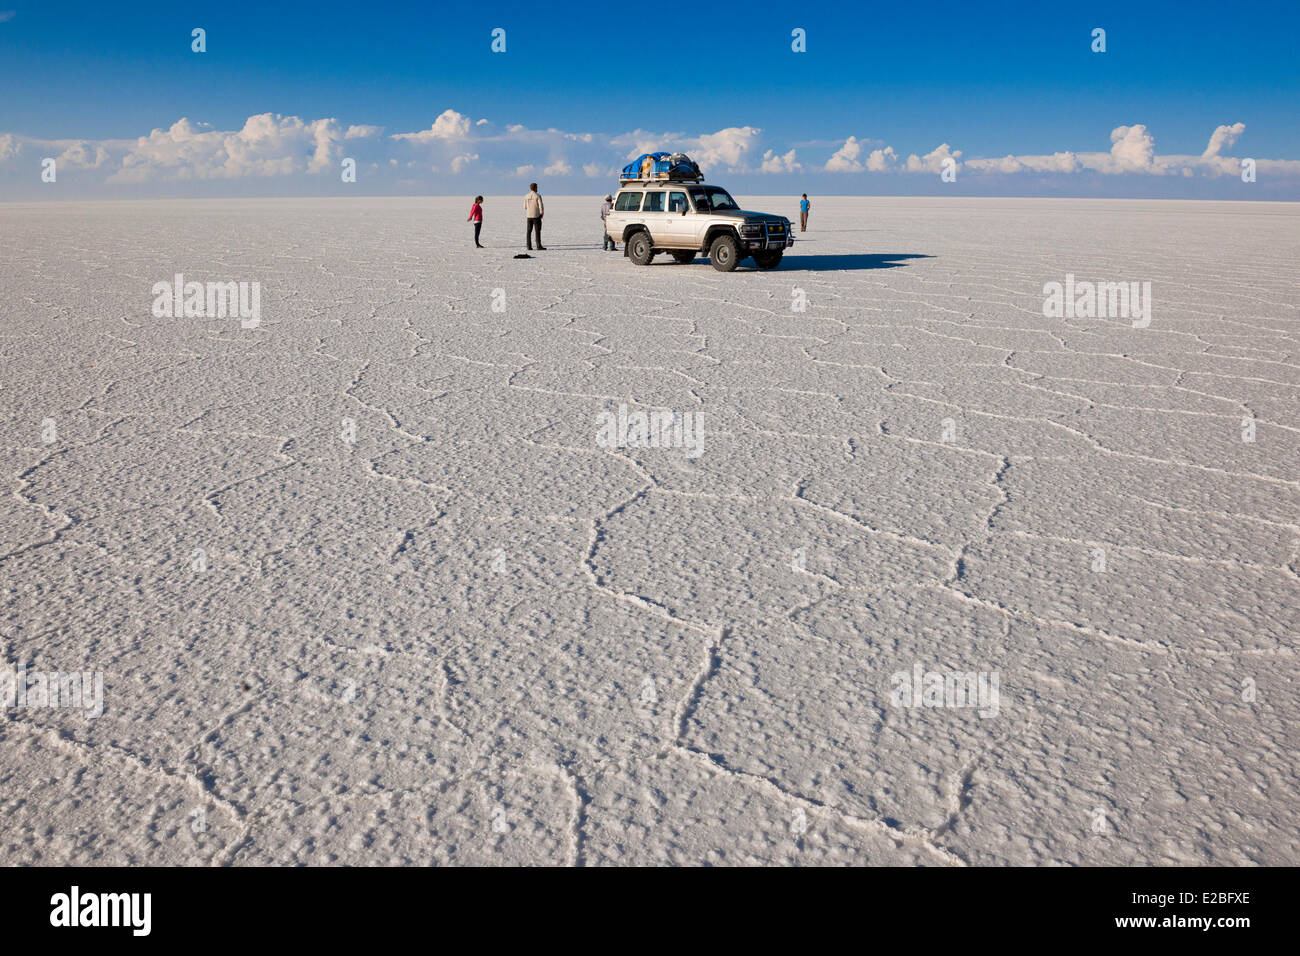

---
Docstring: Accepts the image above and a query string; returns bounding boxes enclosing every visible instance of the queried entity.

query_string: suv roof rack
[620,174,705,185]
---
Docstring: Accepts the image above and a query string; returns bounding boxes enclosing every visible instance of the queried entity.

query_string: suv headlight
[739,223,763,236]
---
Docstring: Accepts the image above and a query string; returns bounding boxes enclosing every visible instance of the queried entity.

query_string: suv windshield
[689,187,740,212]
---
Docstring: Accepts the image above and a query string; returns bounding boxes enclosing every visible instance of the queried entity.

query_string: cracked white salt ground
[0,196,1295,865]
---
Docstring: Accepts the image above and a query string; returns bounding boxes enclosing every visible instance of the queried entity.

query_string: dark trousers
[526,217,542,249]
[473,221,482,246]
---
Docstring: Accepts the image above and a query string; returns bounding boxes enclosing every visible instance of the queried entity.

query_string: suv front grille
[741,222,793,249]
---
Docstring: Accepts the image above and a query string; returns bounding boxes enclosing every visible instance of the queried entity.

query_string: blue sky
[2,0,1298,198]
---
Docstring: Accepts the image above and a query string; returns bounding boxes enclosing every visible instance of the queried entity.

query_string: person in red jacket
[467,196,484,248]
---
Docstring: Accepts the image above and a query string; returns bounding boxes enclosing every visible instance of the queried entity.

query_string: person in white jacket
[600,194,616,251]
[524,183,545,250]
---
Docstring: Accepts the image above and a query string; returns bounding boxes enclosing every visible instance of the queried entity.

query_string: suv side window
[668,191,689,213]
[642,192,666,213]
[615,192,642,212]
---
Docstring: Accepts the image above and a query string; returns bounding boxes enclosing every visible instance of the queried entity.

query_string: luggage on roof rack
[620,152,703,183]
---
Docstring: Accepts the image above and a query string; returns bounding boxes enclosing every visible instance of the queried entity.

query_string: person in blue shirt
[799,194,811,232]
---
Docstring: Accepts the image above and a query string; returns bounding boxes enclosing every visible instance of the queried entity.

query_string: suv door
[639,190,669,245]
[660,190,698,248]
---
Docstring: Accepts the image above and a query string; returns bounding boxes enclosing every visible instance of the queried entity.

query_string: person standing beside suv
[799,193,811,232]
[525,183,546,250]
[601,194,616,250]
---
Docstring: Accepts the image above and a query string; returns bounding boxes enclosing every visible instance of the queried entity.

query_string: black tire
[627,231,654,266]
[670,251,695,264]
[754,251,783,270]
[708,234,740,272]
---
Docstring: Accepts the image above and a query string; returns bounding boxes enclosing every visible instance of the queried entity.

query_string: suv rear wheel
[753,252,783,270]
[708,234,740,272]
[670,251,695,264]
[627,231,654,266]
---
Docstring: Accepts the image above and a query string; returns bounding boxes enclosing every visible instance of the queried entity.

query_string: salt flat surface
[0,196,1296,866]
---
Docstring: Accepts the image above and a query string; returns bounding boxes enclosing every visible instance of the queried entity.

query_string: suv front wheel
[627,231,655,266]
[708,234,740,272]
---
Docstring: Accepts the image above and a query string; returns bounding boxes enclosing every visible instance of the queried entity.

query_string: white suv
[605,182,795,272]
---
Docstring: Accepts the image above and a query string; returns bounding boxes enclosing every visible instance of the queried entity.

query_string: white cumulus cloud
[691,126,762,171]
[906,143,962,174]
[1105,124,1157,172]
[1203,122,1246,158]
[866,146,898,171]
[760,148,801,173]
[825,136,864,172]
[57,141,111,169]
[110,114,346,181]
[393,109,473,143]
[450,153,478,174]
